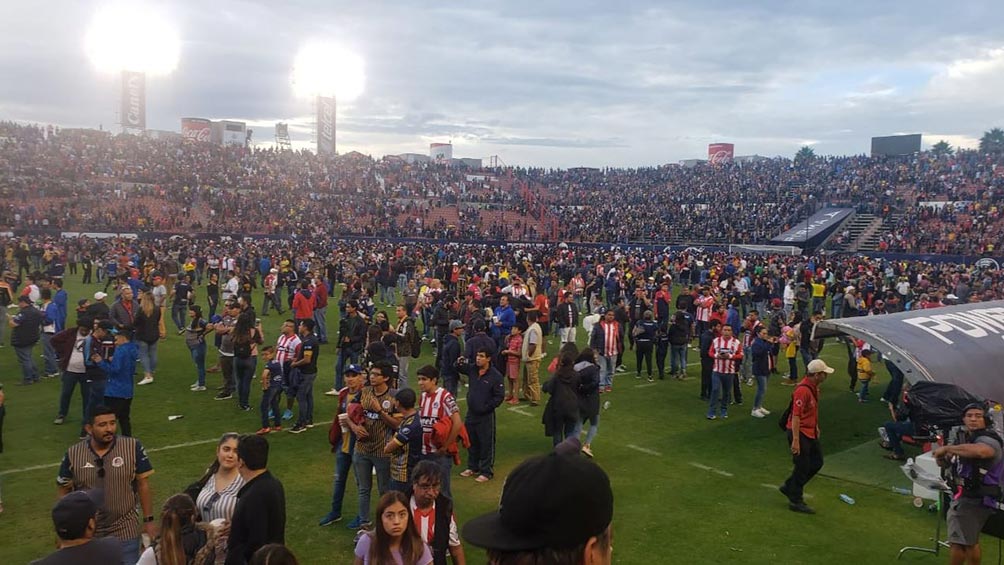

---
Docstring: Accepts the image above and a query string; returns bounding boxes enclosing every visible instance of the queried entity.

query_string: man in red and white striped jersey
[409,460,467,565]
[274,320,302,420]
[706,325,743,420]
[416,365,463,499]
[694,287,715,338]
[588,309,622,393]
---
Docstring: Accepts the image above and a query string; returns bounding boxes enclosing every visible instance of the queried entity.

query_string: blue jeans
[884,420,915,456]
[573,414,600,445]
[86,378,106,422]
[59,371,90,424]
[353,452,391,523]
[189,342,207,386]
[296,372,317,426]
[858,379,871,401]
[753,373,769,410]
[41,333,58,375]
[119,536,140,565]
[831,298,843,320]
[334,349,359,391]
[708,371,734,417]
[171,303,187,331]
[599,355,616,388]
[235,356,257,408]
[314,307,328,341]
[329,443,356,518]
[261,384,283,428]
[137,341,158,376]
[670,345,686,374]
[15,345,40,383]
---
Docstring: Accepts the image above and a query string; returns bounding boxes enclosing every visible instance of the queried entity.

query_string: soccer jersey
[275,334,301,366]
[355,386,397,456]
[390,413,423,482]
[419,388,459,455]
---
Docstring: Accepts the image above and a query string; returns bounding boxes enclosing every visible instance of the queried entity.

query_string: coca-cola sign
[181,118,212,143]
[121,71,146,129]
[708,142,734,165]
[317,96,336,155]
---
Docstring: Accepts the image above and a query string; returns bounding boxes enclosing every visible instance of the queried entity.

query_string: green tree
[795,146,816,162]
[980,127,1004,153]
[931,140,954,157]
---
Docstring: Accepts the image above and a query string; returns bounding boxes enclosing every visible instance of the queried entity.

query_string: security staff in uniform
[934,403,1004,565]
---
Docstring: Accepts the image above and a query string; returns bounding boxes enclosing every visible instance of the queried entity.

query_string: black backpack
[778,383,814,431]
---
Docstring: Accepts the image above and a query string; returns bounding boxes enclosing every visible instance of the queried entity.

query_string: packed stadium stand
[2,121,1003,255]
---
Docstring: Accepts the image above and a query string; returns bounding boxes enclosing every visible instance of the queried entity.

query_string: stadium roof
[813,300,1004,403]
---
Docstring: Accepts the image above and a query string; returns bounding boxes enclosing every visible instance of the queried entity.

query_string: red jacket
[292,289,314,319]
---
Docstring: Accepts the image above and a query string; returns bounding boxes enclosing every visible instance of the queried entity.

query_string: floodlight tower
[291,42,365,157]
[85,3,180,133]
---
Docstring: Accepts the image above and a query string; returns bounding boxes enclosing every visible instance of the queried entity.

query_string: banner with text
[121,71,146,130]
[317,96,336,156]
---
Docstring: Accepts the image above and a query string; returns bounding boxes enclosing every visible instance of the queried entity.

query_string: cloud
[2,1,1004,166]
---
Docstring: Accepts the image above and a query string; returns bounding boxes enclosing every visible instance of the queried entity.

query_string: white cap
[806,359,835,374]
[94,292,107,300]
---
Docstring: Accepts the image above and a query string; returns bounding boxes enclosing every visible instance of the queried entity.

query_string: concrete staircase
[828,213,879,252]
[858,213,902,252]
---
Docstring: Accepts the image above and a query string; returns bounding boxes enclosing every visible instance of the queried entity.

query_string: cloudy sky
[2,1,1003,167]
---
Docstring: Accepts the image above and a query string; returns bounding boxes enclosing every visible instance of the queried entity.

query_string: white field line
[690,462,713,471]
[626,444,663,456]
[507,406,533,417]
[634,383,658,388]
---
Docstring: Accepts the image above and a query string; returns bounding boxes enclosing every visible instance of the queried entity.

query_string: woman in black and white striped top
[194,433,245,523]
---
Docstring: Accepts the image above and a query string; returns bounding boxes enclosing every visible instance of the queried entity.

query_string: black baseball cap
[52,491,98,540]
[462,444,613,551]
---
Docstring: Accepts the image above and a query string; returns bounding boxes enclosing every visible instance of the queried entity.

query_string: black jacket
[10,305,43,347]
[543,365,581,437]
[465,365,504,422]
[337,314,366,354]
[440,333,462,380]
[226,470,286,565]
[575,361,601,419]
[554,301,579,328]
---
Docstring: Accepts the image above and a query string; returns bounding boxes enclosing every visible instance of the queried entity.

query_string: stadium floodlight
[291,42,365,101]
[84,3,180,75]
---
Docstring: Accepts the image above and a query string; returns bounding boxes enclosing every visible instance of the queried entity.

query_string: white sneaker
[189,382,200,389]
[759,407,771,415]
[191,385,206,392]
[138,376,154,385]
[751,408,766,418]
[324,388,338,396]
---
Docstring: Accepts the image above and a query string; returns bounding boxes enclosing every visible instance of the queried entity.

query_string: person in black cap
[31,491,122,564]
[462,439,613,565]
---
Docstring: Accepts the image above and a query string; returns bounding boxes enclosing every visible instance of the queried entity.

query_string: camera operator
[933,403,1004,565]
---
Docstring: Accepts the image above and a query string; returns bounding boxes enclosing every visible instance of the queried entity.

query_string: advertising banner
[317,96,336,155]
[121,70,146,130]
[181,118,212,143]
[708,143,734,165]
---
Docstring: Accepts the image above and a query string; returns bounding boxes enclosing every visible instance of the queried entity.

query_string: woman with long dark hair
[542,343,581,447]
[353,491,432,565]
[133,289,162,386]
[232,311,263,410]
[136,494,221,565]
[187,432,244,524]
[574,347,601,458]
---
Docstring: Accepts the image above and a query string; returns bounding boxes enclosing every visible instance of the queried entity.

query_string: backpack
[409,319,422,359]
[778,383,815,432]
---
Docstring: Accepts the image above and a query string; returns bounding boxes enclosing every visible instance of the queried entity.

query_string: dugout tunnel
[812,300,1004,404]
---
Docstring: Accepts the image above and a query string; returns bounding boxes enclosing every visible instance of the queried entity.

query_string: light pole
[85,3,180,133]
